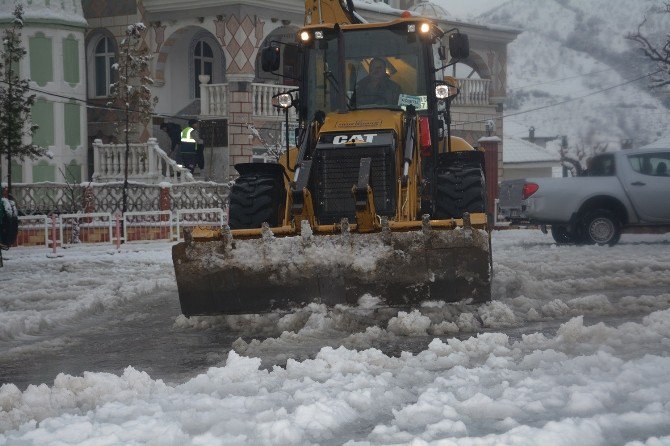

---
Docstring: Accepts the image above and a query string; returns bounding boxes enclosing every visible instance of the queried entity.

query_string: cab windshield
[304,27,429,120]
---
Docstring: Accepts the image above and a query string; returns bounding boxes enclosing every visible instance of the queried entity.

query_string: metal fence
[175,208,226,241]
[123,211,173,244]
[59,213,114,247]
[13,208,228,248]
[9,182,230,216]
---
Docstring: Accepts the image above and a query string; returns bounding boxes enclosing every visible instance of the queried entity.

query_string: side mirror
[261,45,281,72]
[449,33,469,60]
[438,45,447,61]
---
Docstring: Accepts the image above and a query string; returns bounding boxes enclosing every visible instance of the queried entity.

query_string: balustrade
[453,78,491,106]
[201,83,228,117]
[252,83,297,120]
[93,138,194,185]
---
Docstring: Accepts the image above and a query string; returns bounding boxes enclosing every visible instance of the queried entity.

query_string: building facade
[0,0,88,185]
[3,0,519,185]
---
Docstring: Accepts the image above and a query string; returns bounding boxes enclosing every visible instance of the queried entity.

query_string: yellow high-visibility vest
[181,127,195,143]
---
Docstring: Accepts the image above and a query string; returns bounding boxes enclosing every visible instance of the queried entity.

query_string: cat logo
[333,134,377,145]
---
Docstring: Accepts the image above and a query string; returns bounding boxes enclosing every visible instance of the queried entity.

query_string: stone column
[226,73,255,175]
[478,136,501,219]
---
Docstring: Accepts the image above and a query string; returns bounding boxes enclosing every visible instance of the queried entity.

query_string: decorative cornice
[143,0,303,17]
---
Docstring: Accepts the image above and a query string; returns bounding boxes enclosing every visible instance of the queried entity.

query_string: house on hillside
[2,0,520,186]
[521,126,560,149]
[640,135,670,150]
[502,135,560,180]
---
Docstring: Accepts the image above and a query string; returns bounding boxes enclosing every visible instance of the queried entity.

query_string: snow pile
[0,243,175,341]
[1,230,670,443]
[2,310,670,444]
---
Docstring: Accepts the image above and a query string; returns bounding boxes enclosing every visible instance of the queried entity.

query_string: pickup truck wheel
[581,209,621,246]
[435,164,486,219]
[550,225,576,244]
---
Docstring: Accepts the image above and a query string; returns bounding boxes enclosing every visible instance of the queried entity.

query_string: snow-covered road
[1,230,669,445]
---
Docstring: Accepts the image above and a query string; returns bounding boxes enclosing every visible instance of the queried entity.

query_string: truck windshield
[304,27,429,120]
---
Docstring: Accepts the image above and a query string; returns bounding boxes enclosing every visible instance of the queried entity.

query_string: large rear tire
[434,163,486,219]
[228,165,285,229]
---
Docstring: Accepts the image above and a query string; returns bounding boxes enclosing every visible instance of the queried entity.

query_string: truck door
[623,151,670,222]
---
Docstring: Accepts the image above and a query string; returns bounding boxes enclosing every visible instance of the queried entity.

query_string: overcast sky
[433,0,507,20]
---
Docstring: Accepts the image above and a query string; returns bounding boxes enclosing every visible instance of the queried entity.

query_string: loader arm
[304,0,363,25]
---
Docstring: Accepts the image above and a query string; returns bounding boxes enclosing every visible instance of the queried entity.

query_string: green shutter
[65,161,82,184]
[32,160,56,182]
[64,102,81,148]
[63,35,79,86]
[32,99,54,148]
[10,160,23,183]
[29,33,53,86]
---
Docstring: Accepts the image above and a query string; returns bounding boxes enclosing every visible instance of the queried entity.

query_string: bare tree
[627,3,670,88]
[108,23,157,213]
[559,141,608,176]
[0,5,45,195]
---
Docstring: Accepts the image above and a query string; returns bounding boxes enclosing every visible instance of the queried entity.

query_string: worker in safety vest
[179,119,204,173]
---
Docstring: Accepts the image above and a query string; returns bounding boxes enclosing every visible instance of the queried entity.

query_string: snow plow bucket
[172,217,491,316]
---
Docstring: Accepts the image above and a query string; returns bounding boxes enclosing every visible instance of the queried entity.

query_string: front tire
[435,163,486,219]
[228,164,285,229]
[550,225,576,244]
[580,209,621,246]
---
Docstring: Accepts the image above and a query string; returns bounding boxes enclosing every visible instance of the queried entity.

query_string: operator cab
[261,18,468,121]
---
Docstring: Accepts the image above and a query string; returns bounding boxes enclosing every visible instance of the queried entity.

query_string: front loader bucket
[172,225,491,316]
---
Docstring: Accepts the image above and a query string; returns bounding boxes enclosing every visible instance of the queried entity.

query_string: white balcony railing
[252,83,297,120]
[453,78,491,106]
[93,138,194,184]
[200,83,228,117]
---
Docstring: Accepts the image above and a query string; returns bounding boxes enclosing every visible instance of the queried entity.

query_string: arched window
[194,40,213,98]
[449,62,482,80]
[94,36,115,97]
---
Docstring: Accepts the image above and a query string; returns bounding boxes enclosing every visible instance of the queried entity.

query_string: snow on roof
[409,0,451,20]
[0,0,87,28]
[639,135,670,150]
[503,135,560,164]
[352,0,403,15]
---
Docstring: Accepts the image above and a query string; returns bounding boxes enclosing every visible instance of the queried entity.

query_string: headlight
[277,93,293,108]
[419,23,430,34]
[299,31,310,42]
[435,84,451,99]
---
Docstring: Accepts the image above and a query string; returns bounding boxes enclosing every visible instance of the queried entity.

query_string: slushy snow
[1,230,669,445]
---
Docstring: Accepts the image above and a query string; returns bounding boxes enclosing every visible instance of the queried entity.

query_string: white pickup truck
[499,147,670,245]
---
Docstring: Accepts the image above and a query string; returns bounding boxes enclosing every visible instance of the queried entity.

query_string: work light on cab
[276,93,292,109]
[435,84,451,99]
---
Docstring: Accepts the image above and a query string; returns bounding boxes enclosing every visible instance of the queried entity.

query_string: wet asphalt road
[1,284,659,391]
[0,290,240,390]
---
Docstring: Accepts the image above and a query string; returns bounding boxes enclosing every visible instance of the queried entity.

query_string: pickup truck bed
[499,147,670,245]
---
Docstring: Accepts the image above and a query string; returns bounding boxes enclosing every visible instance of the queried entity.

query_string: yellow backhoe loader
[172,0,492,315]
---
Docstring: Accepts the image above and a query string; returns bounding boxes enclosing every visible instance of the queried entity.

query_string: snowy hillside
[477,0,670,149]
